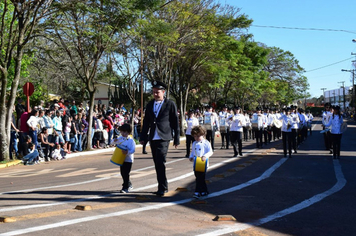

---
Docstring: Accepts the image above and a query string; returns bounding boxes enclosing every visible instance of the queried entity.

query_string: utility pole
[341,69,356,109]
[321,88,327,105]
[338,81,346,110]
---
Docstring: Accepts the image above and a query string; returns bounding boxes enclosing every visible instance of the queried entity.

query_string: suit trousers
[150,140,170,192]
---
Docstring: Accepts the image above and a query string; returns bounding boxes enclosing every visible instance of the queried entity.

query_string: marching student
[251,107,266,148]
[203,105,219,151]
[185,109,200,157]
[219,105,230,149]
[290,106,300,154]
[228,106,246,157]
[278,108,293,158]
[306,110,314,136]
[322,103,333,153]
[189,125,213,199]
[324,106,343,159]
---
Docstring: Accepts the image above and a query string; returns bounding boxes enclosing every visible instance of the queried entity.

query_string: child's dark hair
[191,125,206,137]
[119,123,132,134]
[28,142,34,149]
[25,135,32,142]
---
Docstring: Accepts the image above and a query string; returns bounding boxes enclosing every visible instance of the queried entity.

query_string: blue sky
[217,0,356,98]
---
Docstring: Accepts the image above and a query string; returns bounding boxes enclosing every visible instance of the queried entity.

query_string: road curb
[1,137,187,168]
[0,160,22,169]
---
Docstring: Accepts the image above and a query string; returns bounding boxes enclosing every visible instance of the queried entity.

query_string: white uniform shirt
[219,111,229,130]
[203,111,219,130]
[325,115,343,134]
[185,117,199,135]
[290,113,300,129]
[244,114,251,127]
[189,139,213,168]
[265,113,274,126]
[306,113,314,122]
[229,114,246,132]
[279,114,293,132]
[111,136,136,163]
[251,113,267,130]
[322,111,332,126]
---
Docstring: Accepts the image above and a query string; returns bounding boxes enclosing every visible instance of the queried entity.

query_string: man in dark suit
[140,80,180,196]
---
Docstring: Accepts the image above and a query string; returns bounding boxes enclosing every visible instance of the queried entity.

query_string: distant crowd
[10,98,142,165]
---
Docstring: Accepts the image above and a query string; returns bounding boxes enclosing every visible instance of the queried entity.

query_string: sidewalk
[1,137,186,169]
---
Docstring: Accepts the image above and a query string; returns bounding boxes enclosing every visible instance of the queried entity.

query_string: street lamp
[321,88,327,105]
[338,81,346,110]
[341,69,356,108]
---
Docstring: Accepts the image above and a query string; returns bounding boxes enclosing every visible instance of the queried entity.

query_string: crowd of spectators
[10,97,141,165]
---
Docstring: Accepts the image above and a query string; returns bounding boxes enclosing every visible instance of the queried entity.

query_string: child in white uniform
[189,125,213,199]
[111,124,136,193]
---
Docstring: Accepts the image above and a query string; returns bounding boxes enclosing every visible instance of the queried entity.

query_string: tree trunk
[86,90,96,151]
[0,48,24,161]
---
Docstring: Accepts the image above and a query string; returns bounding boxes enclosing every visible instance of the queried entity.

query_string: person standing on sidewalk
[140,81,180,197]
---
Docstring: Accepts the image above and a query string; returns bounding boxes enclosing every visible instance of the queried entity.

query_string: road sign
[23,82,34,96]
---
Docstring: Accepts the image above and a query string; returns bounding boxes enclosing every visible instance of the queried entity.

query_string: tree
[0,0,54,161]
[263,46,309,107]
[139,0,252,134]
[47,0,161,150]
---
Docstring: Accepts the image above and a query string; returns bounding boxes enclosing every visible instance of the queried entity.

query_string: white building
[323,86,352,109]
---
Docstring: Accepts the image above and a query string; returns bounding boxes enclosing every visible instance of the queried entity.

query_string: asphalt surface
[0,117,355,236]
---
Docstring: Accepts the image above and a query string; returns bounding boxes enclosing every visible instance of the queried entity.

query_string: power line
[305,57,354,73]
[251,25,356,34]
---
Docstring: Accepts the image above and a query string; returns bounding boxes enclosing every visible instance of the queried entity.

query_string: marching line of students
[185,104,318,159]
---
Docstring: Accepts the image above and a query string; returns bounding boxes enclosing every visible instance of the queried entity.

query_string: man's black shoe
[142,151,148,154]
[153,190,168,196]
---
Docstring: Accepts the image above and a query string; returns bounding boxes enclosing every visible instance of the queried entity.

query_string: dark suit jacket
[140,99,180,146]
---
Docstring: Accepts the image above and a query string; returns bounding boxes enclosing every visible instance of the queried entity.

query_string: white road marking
[0,152,249,213]
[0,158,185,196]
[0,153,283,236]
[196,159,346,236]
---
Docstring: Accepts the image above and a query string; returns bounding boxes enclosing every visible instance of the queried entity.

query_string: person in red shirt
[102,116,113,146]
[58,98,66,115]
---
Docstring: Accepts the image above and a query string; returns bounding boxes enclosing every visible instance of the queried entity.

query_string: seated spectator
[20,135,32,158]
[23,142,39,165]
[51,144,67,160]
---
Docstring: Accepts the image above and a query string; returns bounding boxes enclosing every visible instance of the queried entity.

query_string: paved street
[1,118,356,236]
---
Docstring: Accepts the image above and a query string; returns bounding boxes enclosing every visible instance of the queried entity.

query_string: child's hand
[201,156,206,161]
[189,157,193,162]
[122,150,128,155]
